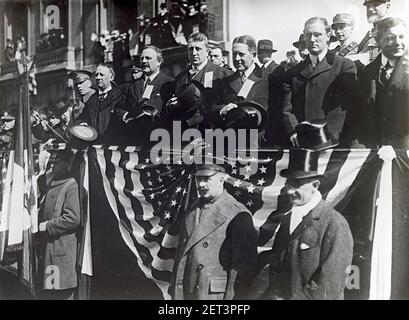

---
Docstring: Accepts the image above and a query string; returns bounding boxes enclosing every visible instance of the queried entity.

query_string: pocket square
[300,243,310,250]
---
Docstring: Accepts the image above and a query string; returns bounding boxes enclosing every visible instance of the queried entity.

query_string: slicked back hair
[304,17,332,34]
[233,35,257,53]
[187,32,209,49]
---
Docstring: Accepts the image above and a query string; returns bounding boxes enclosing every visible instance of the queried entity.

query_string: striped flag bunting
[79,146,409,299]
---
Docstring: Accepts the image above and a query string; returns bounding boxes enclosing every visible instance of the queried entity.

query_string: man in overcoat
[172,164,258,300]
[280,17,357,146]
[260,148,353,300]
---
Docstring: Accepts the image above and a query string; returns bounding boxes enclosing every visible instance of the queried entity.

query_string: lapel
[308,53,333,79]
[288,201,322,245]
[366,55,382,101]
[192,62,209,84]
[134,77,144,99]
[229,64,264,94]
[299,57,314,80]
[183,200,227,256]
[228,72,243,94]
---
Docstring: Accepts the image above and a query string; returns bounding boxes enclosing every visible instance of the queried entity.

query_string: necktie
[312,56,319,69]
[240,72,246,84]
[144,77,151,90]
[99,92,107,102]
[189,66,198,78]
[380,61,393,86]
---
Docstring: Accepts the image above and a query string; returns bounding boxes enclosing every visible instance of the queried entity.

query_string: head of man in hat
[69,70,93,98]
[293,34,309,60]
[364,0,390,25]
[257,39,277,66]
[332,13,355,47]
[195,164,227,201]
[280,148,322,207]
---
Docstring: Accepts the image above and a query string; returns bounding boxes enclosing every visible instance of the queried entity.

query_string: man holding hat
[331,13,359,57]
[357,0,391,63]
[280,17,357,147]
[163,32,232,130]
[172,164,258,300]
[260,148,353,300]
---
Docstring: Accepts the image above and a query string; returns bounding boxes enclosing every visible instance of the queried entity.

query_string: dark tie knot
[99,93,107,102]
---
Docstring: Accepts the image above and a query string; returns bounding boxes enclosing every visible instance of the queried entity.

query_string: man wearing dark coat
[344,17,409,149]
[280,17,357,146]
[116,46,174,147]
[75,63,127,146]
[163,32,232,131]
[172,164,258,300]
[259,148,353,300]
[37,149,81,299]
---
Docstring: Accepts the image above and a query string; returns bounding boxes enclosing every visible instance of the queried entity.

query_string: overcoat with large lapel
[343,52,409,148]
[281,52,357,141]
[259,200,353,300]
[171,190,258,300]
[38,177,81,290]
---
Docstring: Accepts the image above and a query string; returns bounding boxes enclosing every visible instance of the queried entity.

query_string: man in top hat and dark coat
[116,45,174,147]
[357,0,391,64]
[75,63,128,146]
[257,146,353,300]
[172,164,258,300]
[343,17,409,149]
[280,17,357,147]
[163,32,232,131]
[209,35,269,146]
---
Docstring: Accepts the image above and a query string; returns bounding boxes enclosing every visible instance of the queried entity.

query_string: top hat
[363,0,390,6]
[295,120,338,151]
[68,70,93,84]
[332,13,355,28]
[280,148,323,179]
[194,164,226,177]
[224,100,268,130]
[293,34,306,49]
[257,39,277,52]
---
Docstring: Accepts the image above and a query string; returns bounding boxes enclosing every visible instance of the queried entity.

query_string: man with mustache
[345,17,409,149]
[172,164,258,300]
[117,46,174,147]
[357,0,391,63]
[280,17,357,147]
[260,148,353,300]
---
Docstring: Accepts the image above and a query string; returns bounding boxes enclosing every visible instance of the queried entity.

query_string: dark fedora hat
[293,34,306,49]
[224,100,268,130]
[194,164,225,177]
[295,120,338,151]
[280,148,323,179]
[363,0,390,6]
[173,80,205,119]
[257,39,277,53]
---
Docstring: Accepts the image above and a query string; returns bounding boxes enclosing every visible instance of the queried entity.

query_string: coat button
[177,280,183,287]
[195,284,200,289]
[202,242,208,248]
[197,264,204,271]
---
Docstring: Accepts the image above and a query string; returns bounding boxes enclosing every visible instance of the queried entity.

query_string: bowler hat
[280,148,323,179]
[68,70,93,84]
[257,39,277,52]
[224,100,268,130]
[194,164,226,177]
[295,120,338,151]
[331,13,355,27]
[363,0,390,6]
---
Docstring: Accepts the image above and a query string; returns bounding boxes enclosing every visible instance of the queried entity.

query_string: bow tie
[99,92,108,102]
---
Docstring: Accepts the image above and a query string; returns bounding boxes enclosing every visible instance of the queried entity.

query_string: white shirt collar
[381,54,396,67]
[263,59,275,69]
[309,48,328,66]
[242,62,256,80]
[145,69,160,82]
[191,60,208,72]
[289,190,322,234]
[98,85,112,95]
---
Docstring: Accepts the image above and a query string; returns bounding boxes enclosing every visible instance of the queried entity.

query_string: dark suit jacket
[209,64,269,128]
[76,84,128,146]
[117,71,174,147]
[260,200,353,300]
[172,191,258,300]
[343,53,409,149]
[281,52,357,141]
[168,61,232,129]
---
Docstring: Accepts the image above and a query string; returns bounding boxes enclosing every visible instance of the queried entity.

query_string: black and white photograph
[0,0,408,305]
